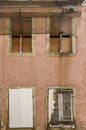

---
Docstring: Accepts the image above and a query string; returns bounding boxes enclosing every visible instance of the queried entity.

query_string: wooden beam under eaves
[0,11,81,18]
[0,0,84,7]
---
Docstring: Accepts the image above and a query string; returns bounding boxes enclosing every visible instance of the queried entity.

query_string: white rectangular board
[9,88,33,128]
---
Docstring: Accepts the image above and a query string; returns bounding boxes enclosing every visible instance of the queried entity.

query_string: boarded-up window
[50,18,72,54]
[48,88,74,128]
[9,88,34,128]
[12,18,32,53]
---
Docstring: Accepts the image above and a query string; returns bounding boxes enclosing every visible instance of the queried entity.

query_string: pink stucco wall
[0,5,86,130]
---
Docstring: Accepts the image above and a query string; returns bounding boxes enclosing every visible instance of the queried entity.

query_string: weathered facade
[0,1,86,130]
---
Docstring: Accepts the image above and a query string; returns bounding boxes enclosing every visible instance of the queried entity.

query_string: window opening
[50,17,72,54]
[48,88,74,128]
[11,18,32,53]
[8,88,34,128]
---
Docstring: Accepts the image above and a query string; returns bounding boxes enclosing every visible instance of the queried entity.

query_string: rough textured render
[0,1,85,130]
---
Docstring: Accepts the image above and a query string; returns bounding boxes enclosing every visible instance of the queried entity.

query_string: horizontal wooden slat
[50,108,60,125]
[62,92,72,121]
[63,109,71,121]
[63,93,71,108]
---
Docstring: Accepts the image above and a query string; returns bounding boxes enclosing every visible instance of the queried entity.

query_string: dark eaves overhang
[0,0,84,18]
[0,0,84,7]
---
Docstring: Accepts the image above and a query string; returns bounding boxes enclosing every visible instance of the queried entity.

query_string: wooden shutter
[50,96,60,125]
[48,88,74,127]
[62,89,73,125]
[48,89,60,126]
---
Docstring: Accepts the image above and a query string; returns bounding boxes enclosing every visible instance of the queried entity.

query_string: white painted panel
[20,88,33,128]
[9,89,20,128]
[48,89,55,122]
[9,88,33,128]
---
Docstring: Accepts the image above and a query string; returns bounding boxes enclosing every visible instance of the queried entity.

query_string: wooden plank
[22,37,32,52]
[12,37,20,52]
[50,38,59,52]
[61,37,71,53]
[22,19,32,36]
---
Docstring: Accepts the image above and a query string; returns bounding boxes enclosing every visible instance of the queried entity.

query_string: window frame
[6,86,35,130]
[46,17,77,57]
[46,87,75,129]
[7,18,35,56]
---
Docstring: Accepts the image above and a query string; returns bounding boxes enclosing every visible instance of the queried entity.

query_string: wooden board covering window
[0,18,6,35]
[12,18,32,53]
[22,37,32,52]
[50,38,59,52]
[50,17,72,54]
[22,19,32,36]
[61,37,71,53]
[12,37,20,52]
[61,19,71,35]
[12,20,20,36]
[50,18,60,36]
